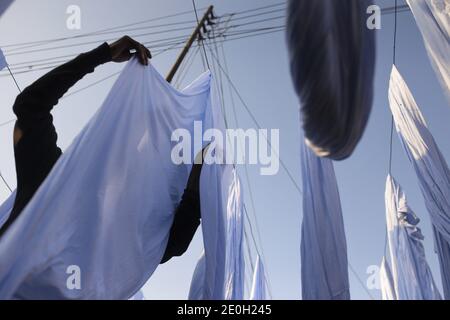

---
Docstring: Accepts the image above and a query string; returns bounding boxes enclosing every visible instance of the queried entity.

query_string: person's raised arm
[13,36,151,145]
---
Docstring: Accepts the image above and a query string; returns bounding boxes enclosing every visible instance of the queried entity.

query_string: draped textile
[287,0,375,160]
[250,255,267,300]
[380,175,441,300]
[0,59,227,299]
[389,65,450,298]
[300,141,350,299]
[407,0,450,103]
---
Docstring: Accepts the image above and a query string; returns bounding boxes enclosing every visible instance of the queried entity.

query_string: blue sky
[0,0,449,300]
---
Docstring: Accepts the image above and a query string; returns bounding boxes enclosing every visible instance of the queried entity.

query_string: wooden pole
[166,5,213,83]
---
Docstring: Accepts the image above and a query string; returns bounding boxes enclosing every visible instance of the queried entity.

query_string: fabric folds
[407,0,450,103]
[300,140,350,300]
[0,59,226,299]
[250,255,267,300]
[389,65,450,298]
[189,167,245,300]
[287,0,376,160]
[380,175,441,300]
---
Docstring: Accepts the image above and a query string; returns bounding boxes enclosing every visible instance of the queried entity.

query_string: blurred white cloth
[380,257,397,300]
[250,255,267,300]
[0,1,13,18]
[407,0,450,103]
[300,141,350,300]
[389,65,450,298]
[0,59,226,299]
[189,167,245,300]
[0,48,7,71]
[380,175,441,300]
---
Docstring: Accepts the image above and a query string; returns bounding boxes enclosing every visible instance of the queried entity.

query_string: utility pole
[166,5,214,83]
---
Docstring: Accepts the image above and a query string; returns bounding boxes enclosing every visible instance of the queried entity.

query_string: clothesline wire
[1,2,407,55]
[3,19,277,57]
[0,172,12,193]
[385,0,399,257]
[5,65,21,92]
[1,2,409,71]
[388,0,399,175]
[2,12,282,56]
[0,28,285,126]
[3,20,198,54]
[192,0,209,71]
[1,25,286,73]
[1,2,285,50]
[0,7,208,49]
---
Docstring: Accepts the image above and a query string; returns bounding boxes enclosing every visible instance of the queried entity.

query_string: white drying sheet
[0,59,232,299]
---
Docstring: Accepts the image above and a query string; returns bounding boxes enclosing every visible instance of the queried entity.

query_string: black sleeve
[6,43,113,235]
[160,189,201,264]
[13,42,112,133]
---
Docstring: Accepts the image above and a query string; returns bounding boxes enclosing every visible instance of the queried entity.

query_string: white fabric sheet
[0,0,13,18]
[0,48,7,71]
[389,65,450,298]
[0,59,226,299]
[250,255,267,300]
[287,0,375,160]
[380,175,441,300]
[189,167,245,300]
[300,141,350,300]
[407,0,450,102]
[380,257,397,300]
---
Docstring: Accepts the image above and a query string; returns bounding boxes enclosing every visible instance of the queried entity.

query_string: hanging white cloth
[249,255,267,300]
[0,0,13,18]
[129,290,145,300]
[286,0,375,160]
[300,140,350,300]
[389,65,450,298]
[224,168,245,300]
[0,48,7,71]
[380,175,441,300]
[189,166,245,300]
[0,59,226,299]
[188,253,206,300]
[407,0,450,103]
[380,257,397,300]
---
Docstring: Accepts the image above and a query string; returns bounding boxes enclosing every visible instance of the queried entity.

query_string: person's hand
[108,36,151,66]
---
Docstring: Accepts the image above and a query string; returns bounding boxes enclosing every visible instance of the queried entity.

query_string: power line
[1,2,284,50]
[4,20,198,54]
[0,172,12,193]
[1,2,407,58]
[3,11,286,57]
[2,26,286,76]
[221,2,286,18]
[191,0,209,71]
[1,7,208,49]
